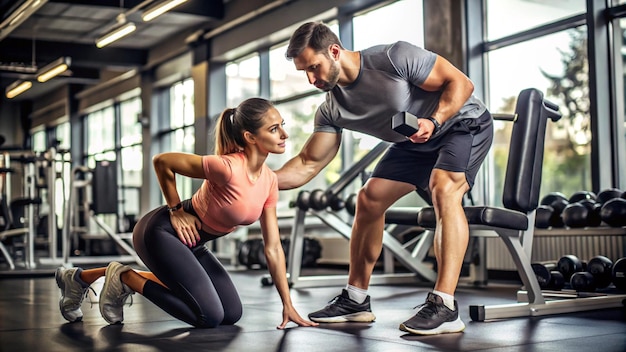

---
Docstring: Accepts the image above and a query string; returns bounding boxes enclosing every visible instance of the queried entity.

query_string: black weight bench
[417,88,626,321]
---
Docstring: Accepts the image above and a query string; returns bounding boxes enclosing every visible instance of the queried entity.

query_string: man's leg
[399,168,469,335]
[308,178,414,323]
[430,168,470,296]
[348,178,416,288]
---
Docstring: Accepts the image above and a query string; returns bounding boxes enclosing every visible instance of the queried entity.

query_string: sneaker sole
[310,311,376,323]
[399,317,465,335]
[55,268,83,323]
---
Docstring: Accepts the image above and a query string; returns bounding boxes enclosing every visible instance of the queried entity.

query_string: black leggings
[132,200,242,328]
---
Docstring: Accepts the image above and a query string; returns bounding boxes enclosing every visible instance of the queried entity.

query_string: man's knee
[355,187,386,217]
[430,171,468,207]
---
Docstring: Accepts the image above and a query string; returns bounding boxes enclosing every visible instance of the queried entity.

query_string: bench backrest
[503,88,561,213]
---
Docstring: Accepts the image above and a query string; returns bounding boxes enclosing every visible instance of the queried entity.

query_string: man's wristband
[167,202,182,213]
[423,116,441,134]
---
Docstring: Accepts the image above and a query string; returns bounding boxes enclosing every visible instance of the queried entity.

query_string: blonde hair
[215,98,274,155]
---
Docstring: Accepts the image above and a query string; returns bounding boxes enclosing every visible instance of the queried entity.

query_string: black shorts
[371,110,493,192]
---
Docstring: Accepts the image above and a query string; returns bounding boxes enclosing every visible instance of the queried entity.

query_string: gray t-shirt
[315,41,487,143]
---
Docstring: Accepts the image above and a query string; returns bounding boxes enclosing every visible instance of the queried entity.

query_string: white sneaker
[55,267,93,322]
[99,262,134,324]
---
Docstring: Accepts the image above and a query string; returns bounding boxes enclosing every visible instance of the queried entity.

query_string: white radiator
[486,228,626,270]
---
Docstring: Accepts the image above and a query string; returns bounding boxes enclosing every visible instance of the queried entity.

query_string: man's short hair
[286,22,344,60]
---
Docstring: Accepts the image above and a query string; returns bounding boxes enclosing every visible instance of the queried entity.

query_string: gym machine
[0,143,66,274]
[59,162,143,268]
[276,141,439,288]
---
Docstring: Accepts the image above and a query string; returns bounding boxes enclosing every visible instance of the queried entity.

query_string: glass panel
[487,27,591,205]
[353,0,424,50]
[120,145,142,187]
[226,54,260,107]
[55,122,70,150]
[170,78,195,129]
[86,106,115,155]
[614,18,626,188]
[31,130,46,152]
[270,43,317,101]
[486,0,586,41]
[120,96,142,147]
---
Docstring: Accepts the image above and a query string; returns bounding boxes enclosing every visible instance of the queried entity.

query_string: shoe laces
[117,286,134,307]
[327,293,347,306]
[413,300,440,318]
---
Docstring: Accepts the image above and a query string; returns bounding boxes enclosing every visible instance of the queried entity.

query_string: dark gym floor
[1,267,625,352]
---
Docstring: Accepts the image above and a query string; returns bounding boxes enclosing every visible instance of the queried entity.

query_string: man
[275,22,493,335]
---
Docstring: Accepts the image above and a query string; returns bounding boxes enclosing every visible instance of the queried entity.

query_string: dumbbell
[557,254,586,282]
[531,262,565,290]
[612,257,626,291]
[569,255,613,292]
[600,198,626,227]
[392,111,419,137]
[539,192,569,228]
[294,190,311,211]
[328,195,345,211]
[345,193,357,216]
[308,189,328,211]
[586,255,614,289]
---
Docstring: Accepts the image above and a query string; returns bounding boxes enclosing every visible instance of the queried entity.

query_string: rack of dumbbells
[527,254,626,299]
[527,188,626,299]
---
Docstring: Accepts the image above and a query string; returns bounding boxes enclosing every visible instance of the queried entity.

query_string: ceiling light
[5,80,33,99]
[95,21,136,48]
[142,0,188,22]
[36,56,71,82]
[0,0,47,41]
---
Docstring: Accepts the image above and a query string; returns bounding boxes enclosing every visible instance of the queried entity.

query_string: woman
[55,98,317,329]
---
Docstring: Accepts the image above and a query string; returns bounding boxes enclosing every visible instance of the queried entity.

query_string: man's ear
[329,44,341,60]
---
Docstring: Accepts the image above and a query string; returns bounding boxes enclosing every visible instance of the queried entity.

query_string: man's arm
[420,55,474,125]
[275,131,341,190]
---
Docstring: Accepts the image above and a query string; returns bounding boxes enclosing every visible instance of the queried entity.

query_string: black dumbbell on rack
[531,262,565,290]
[569,255,614,292]
[612,257,626,291]
[557,254,586,282]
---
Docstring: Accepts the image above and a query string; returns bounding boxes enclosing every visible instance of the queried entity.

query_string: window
[612,17,626,187]
[485,0,586,41]
[156,78,195,200]
[119,97,143,217]
[226,54,260,107]
[270,43,318,101]
[485,3,591,204]
[353,0,424,50]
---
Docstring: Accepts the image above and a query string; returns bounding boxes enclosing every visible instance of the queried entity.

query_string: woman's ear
[243,131,256,145]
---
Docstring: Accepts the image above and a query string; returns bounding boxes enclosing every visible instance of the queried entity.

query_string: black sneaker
[399,292,465,335]
[308,289,376,323]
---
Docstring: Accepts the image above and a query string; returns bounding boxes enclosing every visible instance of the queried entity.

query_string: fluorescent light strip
[37,57,71,82]
[6,81,32,99]
[96,22,136,48]
[142,0,188,22]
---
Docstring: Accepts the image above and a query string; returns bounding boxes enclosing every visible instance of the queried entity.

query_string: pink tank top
[191,152,278,233]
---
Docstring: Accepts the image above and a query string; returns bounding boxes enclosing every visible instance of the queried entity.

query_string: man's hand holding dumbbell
[392,111,441,143]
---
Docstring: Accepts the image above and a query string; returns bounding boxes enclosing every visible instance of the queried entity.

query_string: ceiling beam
[47,0,225,18]
[0,38,147,68]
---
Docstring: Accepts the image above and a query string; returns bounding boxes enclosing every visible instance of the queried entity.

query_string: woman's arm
[259,208,318,329]
[152,152,205,247]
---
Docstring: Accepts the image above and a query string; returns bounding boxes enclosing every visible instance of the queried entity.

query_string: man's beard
[318,61,340,92]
